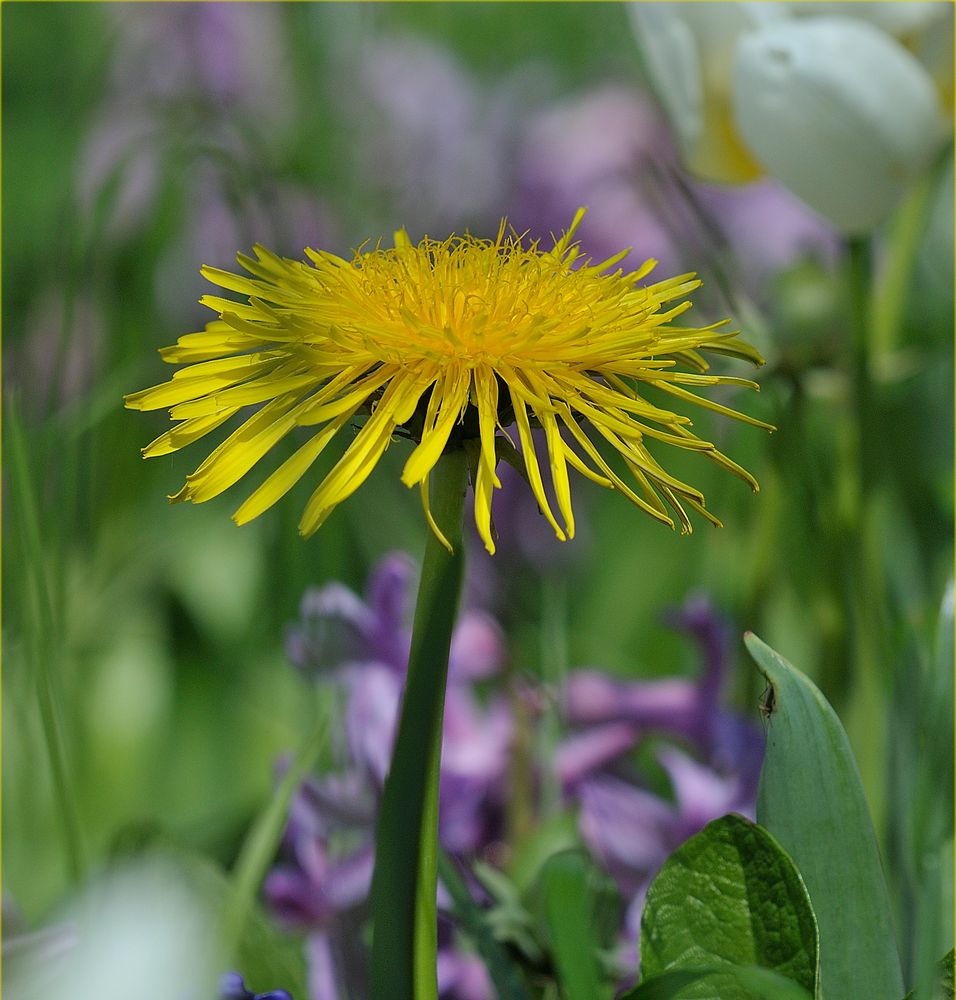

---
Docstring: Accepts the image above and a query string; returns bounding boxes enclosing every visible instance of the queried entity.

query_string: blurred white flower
[733,17,944,233]
[628,2,786,182]
[8,860,221,1000]
[630,2,949,233]
[786,2,948,37]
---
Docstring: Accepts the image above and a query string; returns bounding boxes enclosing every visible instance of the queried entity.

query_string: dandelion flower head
[126,209,772,554]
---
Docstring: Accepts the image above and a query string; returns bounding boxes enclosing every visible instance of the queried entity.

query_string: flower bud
[733,17,944,233]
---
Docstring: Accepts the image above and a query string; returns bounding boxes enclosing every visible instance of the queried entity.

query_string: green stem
[369,448,468,1000]
[847,237,874,494]
[842,236,888,832]
[871,149,946,358]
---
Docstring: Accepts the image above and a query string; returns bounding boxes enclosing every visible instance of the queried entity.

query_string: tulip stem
[369,448,468,1000]
[843,235,888,832]
[847,237,874,490]
[871,168,936,359]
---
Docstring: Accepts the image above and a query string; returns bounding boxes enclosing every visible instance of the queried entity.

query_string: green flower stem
[369,447,468,1000]
[843,236,888,831]
[847,237,875,492]
[872,151,945,359]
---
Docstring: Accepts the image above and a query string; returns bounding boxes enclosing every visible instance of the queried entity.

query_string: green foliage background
[2,3,952,986]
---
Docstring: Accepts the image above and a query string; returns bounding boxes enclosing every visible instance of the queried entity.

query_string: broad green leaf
[640,814,817,1000]
[621,965,814,1000]
[537,850,617,1000]
[746,632,904,1000]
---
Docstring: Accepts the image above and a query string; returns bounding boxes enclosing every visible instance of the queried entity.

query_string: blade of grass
[6,395,84,883]
[220,695,330,960]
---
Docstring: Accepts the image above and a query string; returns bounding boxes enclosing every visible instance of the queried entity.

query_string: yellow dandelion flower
[125,209,772,554]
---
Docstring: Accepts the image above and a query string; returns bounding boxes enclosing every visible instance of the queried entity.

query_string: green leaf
[746,632,904,1000]
[621,965,814,1000]
[537,850,617,1000]
[640,814,818,1000]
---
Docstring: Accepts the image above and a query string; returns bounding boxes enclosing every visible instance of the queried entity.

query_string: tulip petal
[733,17,944,233]
[629,2,781,182]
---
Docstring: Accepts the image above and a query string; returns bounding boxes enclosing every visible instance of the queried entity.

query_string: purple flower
[576,776,678,896]
[691,178,840,294]
[285,553,414,679]
[559,593,765,976]
[510,84,837,302]
[556,722,641,791]
[437,947,494,1000]
[343,33,539,237]
[563,671,702,736]
[264,837,374,931]
[511,85,684,274]
[563,593,763,783]
[272,567,763,998]
[268,554,514,998]
[343,663,402,787]
[574,749,750,978]
[285,554,513,839]
[219,972,294,1000]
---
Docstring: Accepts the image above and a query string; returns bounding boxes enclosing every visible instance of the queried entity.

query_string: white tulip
[787,1,950,38]
[628,2,785,182]
[788,1,954,111]
[733,17,944,233]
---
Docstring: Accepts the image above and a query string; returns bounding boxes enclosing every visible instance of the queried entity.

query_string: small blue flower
[218,971,293,1000]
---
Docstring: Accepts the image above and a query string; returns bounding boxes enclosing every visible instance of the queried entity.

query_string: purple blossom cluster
[269,553,510,999]
[39,10,840,422]
[80,7,835,305]
[559,595,764,973]
[265,556,764,997]
[77,4,330,328]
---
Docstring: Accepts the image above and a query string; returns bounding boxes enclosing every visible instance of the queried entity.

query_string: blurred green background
[2,3,952,973]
